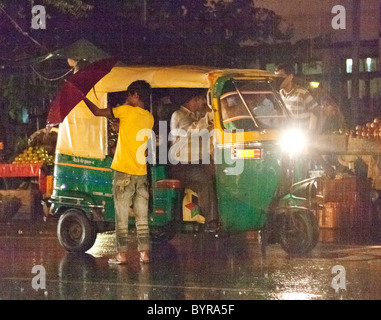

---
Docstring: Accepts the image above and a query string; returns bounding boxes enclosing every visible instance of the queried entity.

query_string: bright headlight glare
[280,130,307,154]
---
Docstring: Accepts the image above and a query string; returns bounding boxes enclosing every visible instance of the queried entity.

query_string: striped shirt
[280,86,320,130]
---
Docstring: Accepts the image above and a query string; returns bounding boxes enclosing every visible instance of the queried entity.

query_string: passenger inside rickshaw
[106,91,125,157]
[106,83,287,167]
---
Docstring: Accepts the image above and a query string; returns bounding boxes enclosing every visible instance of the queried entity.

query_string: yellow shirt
[111,105,154,175]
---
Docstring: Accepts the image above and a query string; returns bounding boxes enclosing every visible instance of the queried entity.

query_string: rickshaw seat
[156,179,182,190]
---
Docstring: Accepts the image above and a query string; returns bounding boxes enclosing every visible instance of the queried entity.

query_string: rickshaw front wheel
[57,209,97,253]
[278,210,319,255]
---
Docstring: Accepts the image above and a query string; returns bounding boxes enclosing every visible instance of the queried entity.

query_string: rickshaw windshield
[220,80,287,131]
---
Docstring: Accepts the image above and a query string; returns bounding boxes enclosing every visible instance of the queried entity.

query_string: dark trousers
[171,163,218,223]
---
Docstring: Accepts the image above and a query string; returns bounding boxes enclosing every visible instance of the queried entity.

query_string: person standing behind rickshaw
[320,95,347,134]
[170,89,218,232]
[80,81,154,265]
[275,63,335,178]
[275,63,322,133]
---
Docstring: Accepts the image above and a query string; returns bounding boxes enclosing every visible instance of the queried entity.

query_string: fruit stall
[0,163,46,220]
[315,117,381,231]
[0,129,56,221]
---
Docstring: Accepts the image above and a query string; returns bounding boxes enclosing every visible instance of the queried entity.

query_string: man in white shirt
[170,89,218,232]
[170,103,213,163]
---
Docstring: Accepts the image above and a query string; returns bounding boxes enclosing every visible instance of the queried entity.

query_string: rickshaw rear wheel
[278,210,319,255]
[57,209,97,253]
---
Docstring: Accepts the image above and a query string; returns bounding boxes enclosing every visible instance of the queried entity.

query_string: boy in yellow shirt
[82,80,154,264]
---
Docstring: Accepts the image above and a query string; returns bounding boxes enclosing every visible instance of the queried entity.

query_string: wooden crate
[322,177,371,204]
[347,136,381,153]
[317,201,371,229]
[318,203,343,229]
[0,195,21,222]
[315,134,348,153]
[0,187,41,219]
[350,201,372,228]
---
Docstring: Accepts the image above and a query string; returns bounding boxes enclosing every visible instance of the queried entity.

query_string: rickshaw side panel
[52,155,179,228]
[149,165,182,227]
[216,149,281,232]
[52,153,115,222]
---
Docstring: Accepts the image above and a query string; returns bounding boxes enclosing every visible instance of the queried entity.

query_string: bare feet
[139,250,150,264]
[108,252,128,265]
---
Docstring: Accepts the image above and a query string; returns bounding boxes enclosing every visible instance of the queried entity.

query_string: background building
[258,0,381,126]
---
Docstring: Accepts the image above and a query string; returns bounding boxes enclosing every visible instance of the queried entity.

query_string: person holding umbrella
[80,80,154,264]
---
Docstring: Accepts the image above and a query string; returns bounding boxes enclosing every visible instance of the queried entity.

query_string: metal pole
[142,0,147,27]
[351,0,361,123]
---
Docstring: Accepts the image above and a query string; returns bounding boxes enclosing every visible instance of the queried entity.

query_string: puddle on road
[1,221,381,299]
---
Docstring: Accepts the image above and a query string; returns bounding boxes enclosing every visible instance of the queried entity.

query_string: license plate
[234,148,262,159]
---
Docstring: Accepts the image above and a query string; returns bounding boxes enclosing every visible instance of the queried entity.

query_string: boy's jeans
[112,171,150,252]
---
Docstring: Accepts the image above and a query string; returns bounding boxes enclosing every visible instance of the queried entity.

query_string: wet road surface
[1,219,381,300]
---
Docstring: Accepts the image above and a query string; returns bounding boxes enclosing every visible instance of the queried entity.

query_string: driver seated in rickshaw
[252,95,279,127]
[220,92,279,130]
[220,94,253,130]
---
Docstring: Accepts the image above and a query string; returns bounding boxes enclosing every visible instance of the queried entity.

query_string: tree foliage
[144,0,293,66]
[0,0,293,66]
[0,0,295,157]
[0,0,93,18]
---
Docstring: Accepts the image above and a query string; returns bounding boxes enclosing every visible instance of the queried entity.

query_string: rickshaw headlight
[280,129,307,155]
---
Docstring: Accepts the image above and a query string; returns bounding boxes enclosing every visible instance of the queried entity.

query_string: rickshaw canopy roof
[56,65,275,159]
[94,65,274,93]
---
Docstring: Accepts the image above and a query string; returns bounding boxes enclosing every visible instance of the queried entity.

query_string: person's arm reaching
[83,96,113,118]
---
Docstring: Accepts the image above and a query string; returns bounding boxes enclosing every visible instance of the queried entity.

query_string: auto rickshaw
[48,66,320,255]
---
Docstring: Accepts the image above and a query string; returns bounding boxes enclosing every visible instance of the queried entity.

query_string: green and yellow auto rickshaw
[48,65,320,255]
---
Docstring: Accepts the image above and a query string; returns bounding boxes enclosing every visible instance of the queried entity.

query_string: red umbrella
[47,57,118,126]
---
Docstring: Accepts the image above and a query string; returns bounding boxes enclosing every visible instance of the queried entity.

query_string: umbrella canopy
[30,39,111,66]
[60,39,111,62]
[47,57,118,126]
